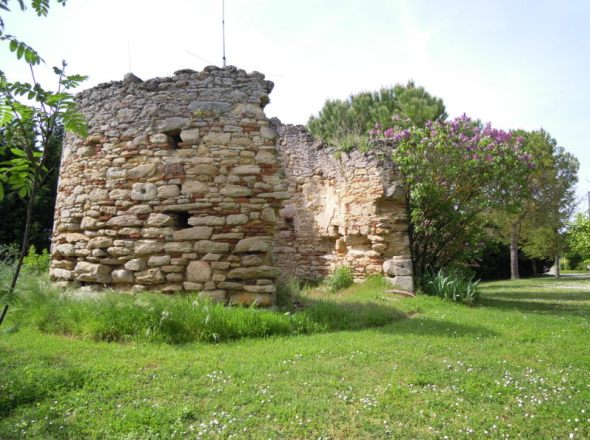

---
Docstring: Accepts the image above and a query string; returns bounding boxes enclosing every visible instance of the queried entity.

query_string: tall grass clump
[325,266,354,293]
[420,268,480,305]
[7,273,405,344]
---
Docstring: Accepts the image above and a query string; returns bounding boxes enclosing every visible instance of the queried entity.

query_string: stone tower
[50,66,414,304]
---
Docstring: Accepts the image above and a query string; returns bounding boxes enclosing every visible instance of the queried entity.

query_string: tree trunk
[531,260,537,276]
[554,253,561,278]
[0,175,38,327]
[510,222,520,280]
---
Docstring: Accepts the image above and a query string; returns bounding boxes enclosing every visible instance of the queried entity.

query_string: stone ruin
[50,66,413,306]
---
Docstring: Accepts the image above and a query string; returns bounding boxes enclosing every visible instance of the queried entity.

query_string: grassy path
[1,276,589,439]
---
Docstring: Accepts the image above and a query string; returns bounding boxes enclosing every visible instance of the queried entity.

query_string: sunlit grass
[0,274,588,439]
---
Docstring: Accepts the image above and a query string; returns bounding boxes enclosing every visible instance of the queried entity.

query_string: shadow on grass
[298,296,498,338]
[479,296,590,317]
[380,316,498,338]
[0,347,87,418]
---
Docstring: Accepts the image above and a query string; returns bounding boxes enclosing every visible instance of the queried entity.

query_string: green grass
[0,275,589,439]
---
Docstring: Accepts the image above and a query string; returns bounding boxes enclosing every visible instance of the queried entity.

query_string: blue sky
[3,0,589,208]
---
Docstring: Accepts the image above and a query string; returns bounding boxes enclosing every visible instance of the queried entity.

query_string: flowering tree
[373,115,533,278]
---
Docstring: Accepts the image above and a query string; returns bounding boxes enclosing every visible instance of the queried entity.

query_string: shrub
[325,266,354,293]
[0,243,19,264]
[22,245,50,273]
[420,268,480,305]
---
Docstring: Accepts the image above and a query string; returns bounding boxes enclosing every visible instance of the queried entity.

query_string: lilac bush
[375,114,533,277]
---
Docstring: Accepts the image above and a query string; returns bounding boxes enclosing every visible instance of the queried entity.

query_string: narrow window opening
[285,217,295,231]
[175,212,190,228]
[165,131,182,149]
[165,211,191,229]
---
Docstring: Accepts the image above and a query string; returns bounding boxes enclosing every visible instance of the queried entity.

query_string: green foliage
[0,0,86,327]
[325,266,354,292]
[0,126,62,250]
[389,115,531,276]
[420,268,480,305]
[0,242,17,262]
[22,244,49,273]
[566,213,590,267]
[0,1,67,31]
[308,81,446,150]
[492,130,579,269]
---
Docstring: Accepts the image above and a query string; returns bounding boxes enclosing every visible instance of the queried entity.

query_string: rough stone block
[194,240,230,254]
[87,237,113,249]
[172,226,213,241]
[392,275,414,292]
[135,268,165,284]
[220,184,252,197]
[231,165,261,175]
[74,262,112,283]
[148,255,171,266]
[157,185,180,199]
[131,182,158,201]
[188,216,226,226]
[234,236,272,253]
[147,213,174,227]
[186,261,211,282]
[226,214,249,225]
[134,240,165,255]
[187,164,217,176]
[164,242,193,253]
[198,290,227,303]
[106,215,142,228]
[112,269,134,283]
[183,281,204,291]
[227,266,281,280]
[55,243,76,256]
[155,117,190,132]
[128,164,156,179]
[49,267,72,280]
[180,128,200,143]
[181,181,209,195]
[125,258,146,271]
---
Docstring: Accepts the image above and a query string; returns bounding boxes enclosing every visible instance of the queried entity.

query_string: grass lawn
[1,275,589,439]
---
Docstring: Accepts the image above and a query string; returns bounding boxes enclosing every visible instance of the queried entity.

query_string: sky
[2,0,589,210]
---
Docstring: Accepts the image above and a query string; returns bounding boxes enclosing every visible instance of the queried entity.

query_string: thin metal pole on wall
[222,0,227,67]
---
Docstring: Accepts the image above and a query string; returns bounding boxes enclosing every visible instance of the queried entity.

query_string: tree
[378,115,532,279]
[490,130,578,278]
[0,124,62,250]
[308,81,446,150]
[566,213,590,269]
[0,0,87,326]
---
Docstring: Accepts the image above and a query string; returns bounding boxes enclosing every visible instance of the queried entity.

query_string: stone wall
[50,66,285,306]
[273,125,413,291]
[50,66,414,302]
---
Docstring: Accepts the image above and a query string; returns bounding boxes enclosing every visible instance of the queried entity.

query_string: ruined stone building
[50,66,413,305]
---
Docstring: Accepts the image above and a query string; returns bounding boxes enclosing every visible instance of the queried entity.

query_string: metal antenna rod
[222,0,227,67]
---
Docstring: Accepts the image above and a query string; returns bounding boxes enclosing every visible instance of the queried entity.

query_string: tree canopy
[308,81,446,150]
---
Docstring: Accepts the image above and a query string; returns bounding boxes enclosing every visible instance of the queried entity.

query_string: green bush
[325,266,354,293]
[420,268,480,305]
[22,245,50,273]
